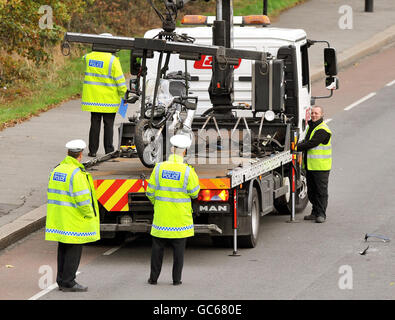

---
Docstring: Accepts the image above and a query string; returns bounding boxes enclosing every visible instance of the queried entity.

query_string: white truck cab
[144,23,312,132]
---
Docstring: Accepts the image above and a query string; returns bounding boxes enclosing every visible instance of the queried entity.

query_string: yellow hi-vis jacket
[81,51,127,113]
[45,156,100,244]
[304,122,332,171]
[146,154,200,238]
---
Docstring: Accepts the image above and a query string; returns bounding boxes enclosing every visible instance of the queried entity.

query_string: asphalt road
[1,45,395,301]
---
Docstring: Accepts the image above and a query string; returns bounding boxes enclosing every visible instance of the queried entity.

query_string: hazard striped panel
[198,178,230,190]
[93,179,147,212]
[93,177,231,212]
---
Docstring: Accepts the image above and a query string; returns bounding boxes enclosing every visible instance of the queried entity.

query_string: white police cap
[170,134,192,149]
[65,139,86,152]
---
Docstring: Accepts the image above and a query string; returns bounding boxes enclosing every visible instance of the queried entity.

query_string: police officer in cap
[45,140,100,292]
[146,134,200,285]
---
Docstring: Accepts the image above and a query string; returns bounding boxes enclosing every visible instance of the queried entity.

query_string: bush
[0,0,91,86]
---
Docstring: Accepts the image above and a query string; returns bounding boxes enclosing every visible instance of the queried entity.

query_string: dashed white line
[103,246,123,256]
[344,92,376,111]
[386,79,395,87]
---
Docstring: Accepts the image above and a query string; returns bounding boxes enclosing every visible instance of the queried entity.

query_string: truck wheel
[134,118,162,168]
[274,171,309,214]
[238,188,260,248]
[274,176,291,214]
[295,170,309,212]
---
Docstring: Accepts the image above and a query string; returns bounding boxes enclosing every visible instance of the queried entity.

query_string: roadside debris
[359,246,369,255]
[364,233,390,242]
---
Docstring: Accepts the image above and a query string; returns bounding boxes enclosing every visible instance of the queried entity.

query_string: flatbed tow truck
[62,0,339,252]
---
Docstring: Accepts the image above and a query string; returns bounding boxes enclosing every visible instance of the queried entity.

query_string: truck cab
[144,23,312,135]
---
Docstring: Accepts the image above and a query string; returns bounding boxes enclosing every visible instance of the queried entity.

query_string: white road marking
[102,235,139,256]
[344,92,376,111]
[103,246,123,256]
[386,79,395,87]
[28,271,81,300]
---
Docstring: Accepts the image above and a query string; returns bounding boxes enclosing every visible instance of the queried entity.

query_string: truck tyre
[274,170,309,214]
[134,118,162,168]
[238,188,260,248]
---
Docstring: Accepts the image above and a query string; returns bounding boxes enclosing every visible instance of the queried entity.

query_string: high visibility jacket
[45,156,100,244]
[304,121,332,171]
[146,154,200,238]
[81,51,127,113]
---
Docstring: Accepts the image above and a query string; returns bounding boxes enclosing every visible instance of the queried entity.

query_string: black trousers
[56,242,83,288]
[306,170,330,218]
[150,237,187,283]
[89,112,116,154]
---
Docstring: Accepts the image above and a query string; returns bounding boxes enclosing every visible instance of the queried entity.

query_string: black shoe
[88,152,96,157]
[59,283,88,292]
[304,214,316,221]
[173,281,182,286]
[148,278,157,285]
[315,216,326,223]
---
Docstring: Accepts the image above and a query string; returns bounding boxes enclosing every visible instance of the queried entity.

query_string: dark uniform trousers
[306,170,330,219]
[56,242,83,288]
[89,112,116,154]
[150,236,187,283]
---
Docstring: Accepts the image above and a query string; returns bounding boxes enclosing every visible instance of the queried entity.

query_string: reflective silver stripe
[108,55,115,76]
[156,186,186,192]
[155,164,161,187]
[155,196,191,203]
[69,168,81,195]
[183,166,191,189]
[146,192,155,197]
[312,145,331,151]
[84,72,125,81]
[48,188,69,196]
[73,189,90,197]
[83,81,118,87]
[148,183,156,190]
[48,188,90,197]
[77,199,91,206]
[307,154,332,159]
[116,82,126,87]
[114,75,125,81]
[85,72,112,79]
[48,199,77,208]
[187,185,200,194]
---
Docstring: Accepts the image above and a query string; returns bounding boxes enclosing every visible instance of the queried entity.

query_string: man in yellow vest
[146,134,200,285]
[297,106,332,223]
[81,34,127,157]
[45,139,100,292]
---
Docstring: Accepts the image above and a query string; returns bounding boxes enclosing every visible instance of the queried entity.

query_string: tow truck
[62,0,339,251]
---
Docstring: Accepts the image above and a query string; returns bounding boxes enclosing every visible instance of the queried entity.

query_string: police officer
[81,33,127,157]
[45,139,100,292]
[297,106,332,223]
[146,134,200,285]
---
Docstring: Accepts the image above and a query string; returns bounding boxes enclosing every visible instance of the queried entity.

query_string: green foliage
[0,0,92,86]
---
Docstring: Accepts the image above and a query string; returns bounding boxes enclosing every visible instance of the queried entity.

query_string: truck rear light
[181,15,208,25]
[197,189,229,202]
[242,15,271,26]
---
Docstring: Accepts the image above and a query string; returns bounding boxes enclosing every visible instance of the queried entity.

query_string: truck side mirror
[326,76,339,90]
[324,47,338,76]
